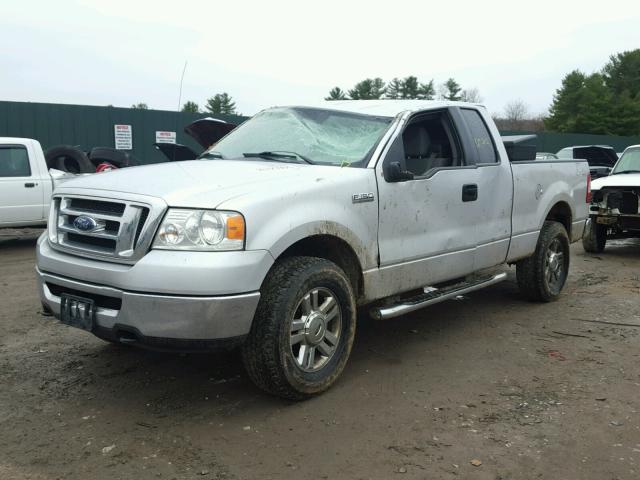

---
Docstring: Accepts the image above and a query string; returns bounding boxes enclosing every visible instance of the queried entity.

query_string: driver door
[374,108,480,297]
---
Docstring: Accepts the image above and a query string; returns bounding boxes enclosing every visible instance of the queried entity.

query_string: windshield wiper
[198,151,225,159]
[612,169,640,175]
[242,151,314,165]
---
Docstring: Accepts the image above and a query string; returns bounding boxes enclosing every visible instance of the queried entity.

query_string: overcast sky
[2,0,639,117]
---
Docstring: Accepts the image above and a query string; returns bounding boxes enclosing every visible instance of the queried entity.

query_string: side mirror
[386,161,414,182]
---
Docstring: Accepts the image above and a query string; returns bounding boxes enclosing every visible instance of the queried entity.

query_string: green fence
[499,130,640,154]
[0,101,248,165]
[1,101,639,164]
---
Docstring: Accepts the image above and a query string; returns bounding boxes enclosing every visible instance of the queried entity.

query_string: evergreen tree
[325,87,347,101]
[348,78,386,99]
[205,93,237,115]
[546,49,640,135]
[131,103,148,109]
[386,78,403,99]
[400,76,420,99]
[603,50,640,98]
[441,78,462,101]
[181,101,200,113]
[417,80,435,100]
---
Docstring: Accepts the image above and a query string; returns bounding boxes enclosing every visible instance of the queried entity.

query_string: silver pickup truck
[36,100,590,399]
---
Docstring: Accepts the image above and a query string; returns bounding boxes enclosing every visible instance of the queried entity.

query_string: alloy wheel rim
[544,238,566,293]
[289,287,342,372]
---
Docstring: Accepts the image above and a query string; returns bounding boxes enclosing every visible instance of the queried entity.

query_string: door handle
[24,182,36,188]
[462,184,478,202]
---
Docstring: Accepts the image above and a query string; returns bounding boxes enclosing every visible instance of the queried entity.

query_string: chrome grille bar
[48,192,167,264]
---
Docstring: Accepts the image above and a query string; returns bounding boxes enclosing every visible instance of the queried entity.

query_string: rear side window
[556,148,573,159]
[461,109,498,164]
[0,146,31,177]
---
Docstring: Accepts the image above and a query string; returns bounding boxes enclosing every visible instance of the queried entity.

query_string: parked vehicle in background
[0,138,76,228]
[536,152,559,160]
[556,145,618,179]
[36,100,590,399]
[583,145,640,253]
[153,117,237,161]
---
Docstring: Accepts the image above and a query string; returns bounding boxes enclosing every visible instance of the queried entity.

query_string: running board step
[370,272,507,320]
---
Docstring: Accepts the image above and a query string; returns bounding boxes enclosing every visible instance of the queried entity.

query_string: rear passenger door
[0,144,43,225]
[375,108,481,296]
[458,107,513,269]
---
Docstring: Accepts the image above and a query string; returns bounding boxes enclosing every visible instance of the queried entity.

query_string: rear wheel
[582,219,607,253]
[242,256,356,400]
[516,221,570,302]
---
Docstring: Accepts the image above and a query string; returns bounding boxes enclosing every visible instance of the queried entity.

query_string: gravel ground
[1,228,639,480]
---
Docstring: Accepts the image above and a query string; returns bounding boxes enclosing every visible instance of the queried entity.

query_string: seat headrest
[404,125,431,158]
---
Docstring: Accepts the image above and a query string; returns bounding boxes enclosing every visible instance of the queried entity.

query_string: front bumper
[36,234,272,347]
[37,268,260,345]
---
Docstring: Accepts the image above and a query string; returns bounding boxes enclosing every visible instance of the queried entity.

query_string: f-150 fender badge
[352,193,375,203]
[535,184,543,200]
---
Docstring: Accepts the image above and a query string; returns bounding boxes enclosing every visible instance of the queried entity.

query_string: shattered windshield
[611,148,640,174]
[201,107,393,167]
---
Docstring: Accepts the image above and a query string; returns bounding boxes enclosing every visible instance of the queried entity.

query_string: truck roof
[277,100,484,117]
[0,137,39,145]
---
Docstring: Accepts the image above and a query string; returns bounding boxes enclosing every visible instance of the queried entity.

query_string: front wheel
[516,221,570,302]
[242,256,356,400]
[582,219,607,253]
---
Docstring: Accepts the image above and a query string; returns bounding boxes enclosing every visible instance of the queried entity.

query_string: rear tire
[45,145,94,174]
[242,256,356,400]
[516,221,570,302]
[582,219,606,253]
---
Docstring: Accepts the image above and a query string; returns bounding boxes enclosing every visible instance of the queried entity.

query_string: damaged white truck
[36,100,590,399]
[583,145,640,252]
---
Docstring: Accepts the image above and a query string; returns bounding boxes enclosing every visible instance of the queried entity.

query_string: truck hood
[56,159,360,208]
[592,172,640,190]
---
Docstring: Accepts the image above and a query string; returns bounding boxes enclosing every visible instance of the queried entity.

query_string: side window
[401,112,462,177]
[556,148,573,159]
[461,109,498,164]
[0,146,31,177]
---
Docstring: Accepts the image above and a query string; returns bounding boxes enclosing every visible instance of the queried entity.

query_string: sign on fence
[114,124,133,150]
[155,131,177,144]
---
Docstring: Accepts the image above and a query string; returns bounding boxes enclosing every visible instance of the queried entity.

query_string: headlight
[152,209,245,251]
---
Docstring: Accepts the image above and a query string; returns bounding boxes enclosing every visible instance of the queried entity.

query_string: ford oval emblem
[73,215,98,232]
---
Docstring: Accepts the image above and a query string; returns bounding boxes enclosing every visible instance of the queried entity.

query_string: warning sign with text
[155,131,177,144]
[114,124,133,150]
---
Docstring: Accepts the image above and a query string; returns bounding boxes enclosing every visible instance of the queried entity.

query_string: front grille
[66,232,117,251]
[49,194,164,264]
[70,198,126,216]
[46,282,122,310]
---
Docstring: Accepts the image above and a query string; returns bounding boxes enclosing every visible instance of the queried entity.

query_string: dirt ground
[1,228,639,480]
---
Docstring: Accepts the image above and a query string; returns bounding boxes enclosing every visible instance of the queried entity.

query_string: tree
[348,78,386,100]
[461,87,483,103]
[385,76,434,100]
[131,103,148,109]
[440,78,462,101]
[325,87,347,101]
[545,71,615,134]
[385,78,404,99]
[205,93,237,115]
[504,99,530,125]
[181,101,200,113]
[417,79,435,100]
[603,49,640,98]
[400,76,420,99]
[545,49,640,136]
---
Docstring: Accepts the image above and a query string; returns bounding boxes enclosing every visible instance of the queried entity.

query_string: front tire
[242,256,356,400]
[582,219,607,253]
[516,221,570,302]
